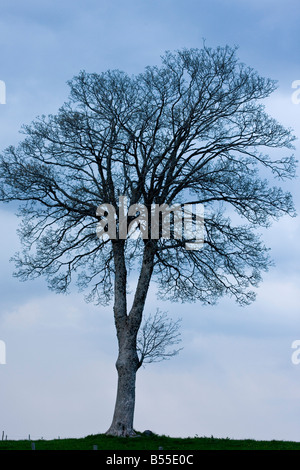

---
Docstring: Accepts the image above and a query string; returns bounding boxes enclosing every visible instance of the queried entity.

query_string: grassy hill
[0,432,300,450]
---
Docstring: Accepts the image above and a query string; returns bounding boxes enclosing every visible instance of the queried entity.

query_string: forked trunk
[106,241,155,436]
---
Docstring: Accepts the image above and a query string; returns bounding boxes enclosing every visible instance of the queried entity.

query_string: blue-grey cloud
[0,0,300,442]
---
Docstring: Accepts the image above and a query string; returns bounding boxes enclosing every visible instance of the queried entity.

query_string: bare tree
[0,45,297,436]
[137,309,183,368]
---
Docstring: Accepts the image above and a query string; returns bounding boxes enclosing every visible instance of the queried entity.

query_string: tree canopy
[0,46,296,309]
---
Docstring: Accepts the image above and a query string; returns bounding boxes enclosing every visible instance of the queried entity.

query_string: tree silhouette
[0,45,296,436]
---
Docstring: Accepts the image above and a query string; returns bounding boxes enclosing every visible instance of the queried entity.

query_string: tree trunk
[106,241,155,436]
[106,336,139,437]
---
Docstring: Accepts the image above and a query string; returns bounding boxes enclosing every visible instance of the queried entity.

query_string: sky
[0,0,300,442]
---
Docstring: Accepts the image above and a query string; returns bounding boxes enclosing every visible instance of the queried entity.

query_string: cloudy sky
[0,0,300,442]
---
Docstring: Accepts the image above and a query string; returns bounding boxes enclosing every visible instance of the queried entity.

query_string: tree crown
[0,45,297,306]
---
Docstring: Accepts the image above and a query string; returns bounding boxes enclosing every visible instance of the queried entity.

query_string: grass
[1,432,300,450]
